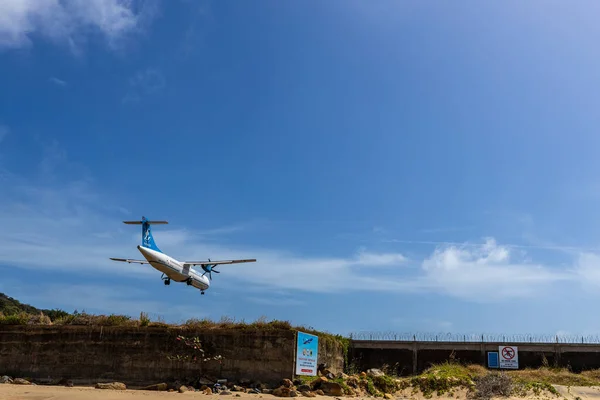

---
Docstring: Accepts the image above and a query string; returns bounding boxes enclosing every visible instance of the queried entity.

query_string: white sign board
[499,345,518,369]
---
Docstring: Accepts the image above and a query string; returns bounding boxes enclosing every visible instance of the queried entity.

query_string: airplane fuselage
[137,245,210,291]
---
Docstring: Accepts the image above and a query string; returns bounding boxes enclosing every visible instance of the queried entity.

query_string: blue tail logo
[141,217,162,253]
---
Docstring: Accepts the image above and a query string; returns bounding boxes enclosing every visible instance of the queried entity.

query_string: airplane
[109,217,256,295]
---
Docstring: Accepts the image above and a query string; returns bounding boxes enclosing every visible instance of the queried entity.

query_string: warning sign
[499,346,518,369]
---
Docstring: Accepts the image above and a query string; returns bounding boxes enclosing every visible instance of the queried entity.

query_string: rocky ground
[0,365,591,400]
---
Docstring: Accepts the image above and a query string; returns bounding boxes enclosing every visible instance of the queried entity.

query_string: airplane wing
[182,259,257,266]
[109,258,150,264]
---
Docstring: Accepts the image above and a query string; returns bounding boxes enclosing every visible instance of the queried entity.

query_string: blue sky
[2,0,600,338]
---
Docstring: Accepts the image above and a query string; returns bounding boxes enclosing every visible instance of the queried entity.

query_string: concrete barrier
[0,325,344,386]
[349,340,600,375]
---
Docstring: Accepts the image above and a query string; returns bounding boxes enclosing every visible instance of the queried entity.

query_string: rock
[142,383,168,391]
[317,363,328,374]
[262,389,273,395]
[95,382,126,390]
[179,385,189,393]
[203,387,213,395]
[325,373,335,380]
[359,372,367,377]
[273,386,291,397]
[235,394,241,397]
[0,376,13,384]
[12,378,31,385]
[310,377,328,390]
[336,373,349,380]
[232,385,245,392]
[290,390,298,397]
[282,379,293,388]
[346,377,359,388]
[367,369,384,377]
[384,394,394,399]
[316,390,325,396]
[199,378,215,386]
[297,385,311,392]
[321,382,344,397]
[220,390,232,395]
[301,392,316,398]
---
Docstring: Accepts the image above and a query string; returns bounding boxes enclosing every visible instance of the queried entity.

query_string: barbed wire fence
[349,331,600,344]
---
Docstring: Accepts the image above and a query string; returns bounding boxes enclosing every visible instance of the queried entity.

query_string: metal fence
[349,331,600,344]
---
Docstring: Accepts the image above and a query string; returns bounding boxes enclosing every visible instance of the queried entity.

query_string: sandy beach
[2,384,600,400]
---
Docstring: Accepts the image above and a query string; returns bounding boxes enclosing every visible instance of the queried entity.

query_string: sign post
[295,331,319,376]
[499,345,518,369]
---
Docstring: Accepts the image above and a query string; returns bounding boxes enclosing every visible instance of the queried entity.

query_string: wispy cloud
[245,296,305,307]
[0,278,206,323]
[122,67,166,103]
[419,226,475,234]
[0,139,598,310]
[419,237,572,300]
[0,0,159,52]
[49,77,67,86]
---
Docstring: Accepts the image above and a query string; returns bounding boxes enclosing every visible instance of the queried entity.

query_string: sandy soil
[3,385,600,400]
[0,385,350,400]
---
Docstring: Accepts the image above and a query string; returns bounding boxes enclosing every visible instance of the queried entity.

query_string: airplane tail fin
[123,216,168,253]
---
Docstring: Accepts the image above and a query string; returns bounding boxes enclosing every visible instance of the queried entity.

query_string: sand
[0,385,349,400]
[3,384,600,400]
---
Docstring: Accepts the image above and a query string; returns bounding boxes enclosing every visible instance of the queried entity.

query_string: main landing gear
[201,291,205,295]
[161,274,171,286]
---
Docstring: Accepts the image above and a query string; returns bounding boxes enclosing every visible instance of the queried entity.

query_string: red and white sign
[499,346,518,369]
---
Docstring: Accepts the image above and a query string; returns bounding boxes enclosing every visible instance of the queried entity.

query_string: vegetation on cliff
[299,361,600,399]
[0,292,347,350]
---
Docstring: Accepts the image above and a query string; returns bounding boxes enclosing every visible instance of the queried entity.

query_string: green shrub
[0,311,29,325]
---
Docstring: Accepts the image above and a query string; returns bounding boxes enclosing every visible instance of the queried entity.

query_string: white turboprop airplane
[110,217,256,295]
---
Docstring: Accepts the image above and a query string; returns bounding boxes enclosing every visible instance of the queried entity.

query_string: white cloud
[0,0,158,52]
[420,237,572,300]
[571,252,600,290]
[0,140,597,305]
[354,247,406,266]
[49,77,67,86]
[0,279,206,323]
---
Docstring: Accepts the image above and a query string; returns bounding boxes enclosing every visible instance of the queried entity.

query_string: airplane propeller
[201,259,221,280]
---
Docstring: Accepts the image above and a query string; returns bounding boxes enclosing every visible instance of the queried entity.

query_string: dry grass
[0,311,347,349]
[389,362,600,399]
[472,371,514,400]
[508,367,600,387]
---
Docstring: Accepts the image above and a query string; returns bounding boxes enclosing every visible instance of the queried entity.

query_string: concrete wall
[349,340,600,375]
[0,326,343,387]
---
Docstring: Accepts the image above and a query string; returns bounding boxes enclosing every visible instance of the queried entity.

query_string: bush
[27,312,52,325]
[473,372,514,400]
[410,362,476,397]
[0,311,29,325]
[139,312,150,326]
